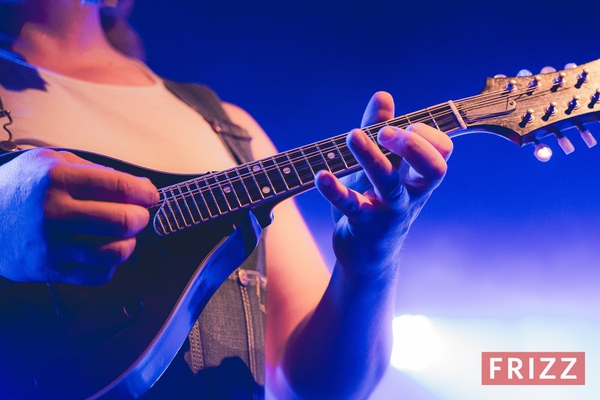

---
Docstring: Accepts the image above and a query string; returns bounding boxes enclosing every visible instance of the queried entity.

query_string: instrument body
[0,154,265,399]
[0,60,599,398]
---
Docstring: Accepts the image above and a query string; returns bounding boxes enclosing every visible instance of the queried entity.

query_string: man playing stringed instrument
[0,0,452,398]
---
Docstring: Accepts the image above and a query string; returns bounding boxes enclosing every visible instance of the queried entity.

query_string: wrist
[332,258,399,303]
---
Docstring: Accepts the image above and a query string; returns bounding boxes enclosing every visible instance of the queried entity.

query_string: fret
[438,114,459,132]
[447,100,467,130]
[182,181,205,222]
[216,172,241,210]
[332,135,357,168]
[363,126,379,144]
[435,103,462,133]
[391,115,410,130]
[318,139,346,174]
[151,100,470,238]
[247,161,275,199]
[302,144,330,175]
[158,188,166,203]
[164,188,185,229]
[156,204,173,234]
[274,153,301,189]
[227,168,252,206]
[330,136,349,169]
[170,185,195,226]
[261,157,287,194]
[426,107,441,130]
[204,174,231,213]
[204,173,237,214]
[186,180,211,220]
[236,165,263,202]
[193,178,220,217]
[287,149,313,184]
[409,110,435,128]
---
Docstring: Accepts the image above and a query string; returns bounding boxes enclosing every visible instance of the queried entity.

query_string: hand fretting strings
[152,84,547,235]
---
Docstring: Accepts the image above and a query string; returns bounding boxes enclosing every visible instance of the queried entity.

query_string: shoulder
[222,102,278,159]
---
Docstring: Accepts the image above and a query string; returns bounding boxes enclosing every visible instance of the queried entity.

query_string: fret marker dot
[262,186,271,194]
[252,165,261,172]
[327,152,335,159]
[283,167,291,174]
[223,186,232,194]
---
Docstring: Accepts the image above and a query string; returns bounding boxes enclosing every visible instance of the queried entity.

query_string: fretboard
[153,101,462,236]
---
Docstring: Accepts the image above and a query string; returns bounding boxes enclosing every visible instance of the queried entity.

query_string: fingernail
[378,126,398,143]
[317,171,332,187]
[349,129,368,150]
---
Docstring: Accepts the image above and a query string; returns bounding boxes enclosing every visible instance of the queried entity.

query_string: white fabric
[0,53,237,174]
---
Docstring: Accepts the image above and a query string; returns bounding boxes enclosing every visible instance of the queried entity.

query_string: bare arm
[223,94,452,399]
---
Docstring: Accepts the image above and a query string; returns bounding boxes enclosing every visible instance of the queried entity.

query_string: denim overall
[142,81,268,399]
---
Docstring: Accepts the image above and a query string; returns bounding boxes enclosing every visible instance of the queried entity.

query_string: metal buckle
[0,108,18,152]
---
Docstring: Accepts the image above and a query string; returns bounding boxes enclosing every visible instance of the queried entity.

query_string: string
[156,95,490,217]
[155,81,567,226]
[158,103,457,202]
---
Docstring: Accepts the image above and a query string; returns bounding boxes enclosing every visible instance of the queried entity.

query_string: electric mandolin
[0,60,599,399]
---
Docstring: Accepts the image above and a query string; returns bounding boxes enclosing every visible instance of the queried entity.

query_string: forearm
[279,261,398,399]
[266,93,450,398]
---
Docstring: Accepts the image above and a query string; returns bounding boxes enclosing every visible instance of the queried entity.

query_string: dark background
[130,1,600,398]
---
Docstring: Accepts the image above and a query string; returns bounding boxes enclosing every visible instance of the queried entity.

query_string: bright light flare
[390,314,441,371]
[534,143,553,162]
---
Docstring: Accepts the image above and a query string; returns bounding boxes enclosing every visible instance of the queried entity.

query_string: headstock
[454,59,600,161]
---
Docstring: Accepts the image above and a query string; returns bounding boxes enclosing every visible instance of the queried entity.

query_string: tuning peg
[545,101,558,117]
[534,142,552,162]
[528,75,542,89]
[556,133,575,154]
[568,95,581,110]
[517,69,532,77]
[578,68,590,83]
[575,123,597,148]
[522,108,535,123]
[590,89,600,105]
[565,63,578,69]
[554,72,567,85]
[504,79,517,91]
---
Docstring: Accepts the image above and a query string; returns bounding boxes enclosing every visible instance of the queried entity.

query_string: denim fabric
[142,246,267,400]
[141,82,267,399]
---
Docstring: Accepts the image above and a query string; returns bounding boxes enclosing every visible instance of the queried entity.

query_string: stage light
[390,314,441,372]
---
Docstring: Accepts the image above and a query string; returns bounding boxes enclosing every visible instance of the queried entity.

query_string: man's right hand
[0,149,159,285]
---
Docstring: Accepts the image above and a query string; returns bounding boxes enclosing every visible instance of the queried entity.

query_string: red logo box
[482,352,585,385]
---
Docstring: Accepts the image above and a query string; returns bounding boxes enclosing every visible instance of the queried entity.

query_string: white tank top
[0,52,237,174]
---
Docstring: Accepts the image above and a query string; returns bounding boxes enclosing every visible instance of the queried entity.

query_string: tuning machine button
[554,72,567,85]
[555,132,575,154]
[575,123,597,148]
[534,142,552,162]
